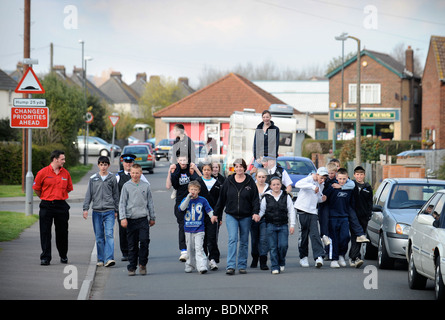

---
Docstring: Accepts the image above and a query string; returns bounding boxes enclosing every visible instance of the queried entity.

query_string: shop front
[329,108,401,141]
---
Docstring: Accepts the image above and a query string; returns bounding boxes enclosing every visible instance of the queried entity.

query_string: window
[349,84,381,104]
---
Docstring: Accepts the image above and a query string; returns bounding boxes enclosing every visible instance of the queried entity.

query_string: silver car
[366,178,445,269]
[77,136,121,157]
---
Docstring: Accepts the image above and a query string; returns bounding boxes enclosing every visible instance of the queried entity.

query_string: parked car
[397,149,434,157]
[77,136,121,157]
[276,156,317,200]
[366,178,445,269]
[154,139,175,161]
[407,189,445,300]
[120,145,154,173]
[129,143,155,168]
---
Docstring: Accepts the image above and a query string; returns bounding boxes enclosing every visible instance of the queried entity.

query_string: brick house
[326,47,421,141]
[152,73,289,156]
[421,35,445,149]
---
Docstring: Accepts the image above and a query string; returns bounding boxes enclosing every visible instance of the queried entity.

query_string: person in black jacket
[214,158,260,275]
[197,163,222,270]
[348,166,373,268]
[170,124,196,164]
[253,110,280,168]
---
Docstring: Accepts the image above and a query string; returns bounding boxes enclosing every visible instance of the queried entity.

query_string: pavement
[0,161,120,300]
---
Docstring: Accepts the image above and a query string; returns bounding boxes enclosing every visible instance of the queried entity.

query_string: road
[86,158,436,302]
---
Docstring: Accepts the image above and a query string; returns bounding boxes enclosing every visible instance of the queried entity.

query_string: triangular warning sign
[15,67,45,94]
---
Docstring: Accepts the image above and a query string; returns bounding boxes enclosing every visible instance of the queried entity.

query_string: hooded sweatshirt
[83,172,119,212]
[119,180,156,221]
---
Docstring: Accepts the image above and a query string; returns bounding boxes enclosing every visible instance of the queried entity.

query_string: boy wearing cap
[293,167,328,268]
[116,153,148,261]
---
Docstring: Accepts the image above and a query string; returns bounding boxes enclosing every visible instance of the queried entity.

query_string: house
[153,72,295,156]
[253,79,329,139]
[99,71,141,118]
[326,47,421,141]
[421,35,445,149]
[70,67,114,105]
[0,69,21,119]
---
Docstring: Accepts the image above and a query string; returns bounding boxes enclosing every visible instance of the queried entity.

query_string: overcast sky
[1,0,444,88]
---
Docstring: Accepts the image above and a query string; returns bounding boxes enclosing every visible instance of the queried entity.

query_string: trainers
[105,260,115,267]
[280,266,285,272]
[356,235,370,243]
[97,261,104,267]
[300,257,309,267]
[338,256,347,267]
[171,189,177,200]
[353,258,364,268]
[239,269,247,274]
[322,235,331,246]
[315,256,323,268]
[226,268,235,275]
[199,269,208,274]
[330,260,340,268]
[209,259,218,271]
[272,269,280,274]
[139,265,147,275]
[179,251,187,262]
[128,269,136,276]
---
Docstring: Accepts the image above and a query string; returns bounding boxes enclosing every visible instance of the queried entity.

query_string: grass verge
[0,212,39,242]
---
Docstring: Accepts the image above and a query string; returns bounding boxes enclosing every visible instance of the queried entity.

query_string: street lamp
[335,32,348,139]
[79,40,88,165]
[347,35,362,167]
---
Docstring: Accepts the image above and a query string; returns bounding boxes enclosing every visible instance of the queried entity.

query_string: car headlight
[395,223,410,235]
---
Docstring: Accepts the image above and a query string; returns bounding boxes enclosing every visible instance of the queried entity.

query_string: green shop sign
[330,109,399,122]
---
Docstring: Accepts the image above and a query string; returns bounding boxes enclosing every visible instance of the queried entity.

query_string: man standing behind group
[33,150,73,266]
[171,124,196,165]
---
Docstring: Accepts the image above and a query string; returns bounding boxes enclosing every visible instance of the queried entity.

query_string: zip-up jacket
[119,180,156,221]
[83,172,119,212]
[214,174,259,219]
[352,181,373,223]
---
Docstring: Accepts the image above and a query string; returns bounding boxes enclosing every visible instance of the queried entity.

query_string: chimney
[53,65,66,77]
[178,77,189,86]
[149,75,160,83]
[405,45,414,74]
[136,72,147,82]
[73,66,83,75]
[110,71,122,82]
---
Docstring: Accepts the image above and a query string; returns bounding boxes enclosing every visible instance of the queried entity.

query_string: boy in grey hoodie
[119,164,156,275]
[83,156,119,267]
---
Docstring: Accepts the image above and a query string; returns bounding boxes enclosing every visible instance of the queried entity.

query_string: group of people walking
[32,111,372,278]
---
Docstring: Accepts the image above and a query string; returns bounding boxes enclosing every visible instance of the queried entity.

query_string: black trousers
[117,217,128,258]
[348,217,368,261]
[126,217,150,271]
[39,200,70,262]
[174,201,186,251]
[204,215,220,263]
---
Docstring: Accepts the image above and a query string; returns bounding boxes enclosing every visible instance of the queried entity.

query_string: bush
[0,142,80,185]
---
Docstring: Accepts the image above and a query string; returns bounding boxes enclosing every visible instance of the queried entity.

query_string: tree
[139,76,186,132]
[32,73,84,150]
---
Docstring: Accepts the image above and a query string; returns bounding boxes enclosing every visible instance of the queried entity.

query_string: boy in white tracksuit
[294,167,328,268]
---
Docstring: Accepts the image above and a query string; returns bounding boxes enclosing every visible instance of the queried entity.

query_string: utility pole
[22,0,30,192]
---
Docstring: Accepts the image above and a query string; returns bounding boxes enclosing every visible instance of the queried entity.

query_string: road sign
[109,115,120,127]
[13,98,46,106]
[10,107,49,128]
[85,111,94,123]
[14,67,45,94]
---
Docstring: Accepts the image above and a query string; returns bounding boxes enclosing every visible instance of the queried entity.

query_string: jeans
[226,214,251,270]
[250,218,268,257]
[92,210,115,263]
[266,223,289,271]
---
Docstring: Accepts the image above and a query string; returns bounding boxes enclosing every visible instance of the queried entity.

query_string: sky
[1,0,444,89]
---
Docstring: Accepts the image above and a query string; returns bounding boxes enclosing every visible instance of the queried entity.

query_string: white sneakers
[209,259,218,271]
[179,251,188,262]
[300,256,324,268]
[330,255,347,268]
[356,235,370,242]
[322,235,331,246]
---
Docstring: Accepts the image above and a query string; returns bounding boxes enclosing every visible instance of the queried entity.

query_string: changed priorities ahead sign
[10,106,49,128]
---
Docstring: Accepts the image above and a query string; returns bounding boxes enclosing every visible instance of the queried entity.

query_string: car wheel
[378,233,395,269]
[100,149,109,157]
[435,256,445,300]
[408,249,427,289]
